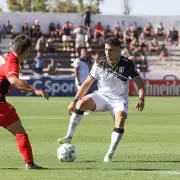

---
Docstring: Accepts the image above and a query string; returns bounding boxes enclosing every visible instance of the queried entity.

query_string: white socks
[66,110,84,138]
[107,128,124,155]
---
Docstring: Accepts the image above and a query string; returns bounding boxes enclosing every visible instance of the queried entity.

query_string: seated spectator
[139,32,147,48]
[121,47,130,58]
[143,22,154,38]
[22,23,29,36]
[30,20,41,39]
[148,36,159,54]
[4,20,14,35]
[129,46,145,61]
[156,22,165,37]
[35,35,46,54]
[46,36,55,53]
[91,51,100,62]
[47,58,57,75]
[166,27,179,45]
[73,25,89,53]
[105,25,113,39]
[34,52,43,74]
[94,22,105,41]
[130,22,138,36]
[159,44,168,58]
[49,21,56,37]
[130,34,139,51]
[114,22,123,39]
[123,27,132,46]
[61,21,73,51]
[55,22,62,40]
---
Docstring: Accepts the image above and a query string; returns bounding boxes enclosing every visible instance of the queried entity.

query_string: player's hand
[34,89,50,100]
[68,102,76,115]
[136,99,144,112]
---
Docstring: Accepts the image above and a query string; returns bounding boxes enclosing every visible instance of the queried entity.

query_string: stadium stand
[1,19,180,77]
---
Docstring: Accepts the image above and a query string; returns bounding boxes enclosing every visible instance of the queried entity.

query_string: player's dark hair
[80,47,87,52]
[12,34,31,54]
[105,37,121,48]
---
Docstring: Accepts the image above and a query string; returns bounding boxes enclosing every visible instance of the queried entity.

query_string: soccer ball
[57,143,77,162]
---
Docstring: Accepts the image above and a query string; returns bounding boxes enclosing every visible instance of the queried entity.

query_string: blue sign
[8,77,97,97]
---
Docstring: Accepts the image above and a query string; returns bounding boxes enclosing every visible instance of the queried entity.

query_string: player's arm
[74,67,81,85]
[8,76,49,100]
[133,76,145,101]
[73,75,94,102]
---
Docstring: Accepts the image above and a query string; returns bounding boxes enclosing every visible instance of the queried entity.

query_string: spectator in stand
[73,25,89,54]
[166,27,179,46]
[121,47,130,58]
[130,22,138,36]
[91,51,100,62]
[105,25,113,39]
[62,21,73,51]
[81,6,91,27]
[22,23,29,36]
[94,22,105,41]
[143,22,154,38]
[159,44,168,59]
[123,27,132,46]
[30,20,41,39]
[3,20,14,35]
[46,36,55,53]
[49,21,56,37]
[139,32,147,48]
[47,58,57,75]
[35,35,46,54]
[114,22,123,40]
[156,22,165,37]
[129,46,145,61]
[130,34,139,51]
[148,36,159,55]
[34,52,43,74]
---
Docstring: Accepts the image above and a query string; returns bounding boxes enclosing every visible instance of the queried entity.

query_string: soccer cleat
[25,163,44,170]
[57,136,72,144]
[103,153,113,162]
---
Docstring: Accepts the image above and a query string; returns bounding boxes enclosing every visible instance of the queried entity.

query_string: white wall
[0,12,180,34]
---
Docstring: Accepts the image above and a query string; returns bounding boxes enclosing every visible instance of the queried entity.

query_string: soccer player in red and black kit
[0,34,49,169]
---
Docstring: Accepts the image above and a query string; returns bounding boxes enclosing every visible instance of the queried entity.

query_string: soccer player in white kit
[58,37,145,162]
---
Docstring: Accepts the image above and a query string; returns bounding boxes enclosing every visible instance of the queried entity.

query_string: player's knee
[76,97,94,111]
[115,115,127,128]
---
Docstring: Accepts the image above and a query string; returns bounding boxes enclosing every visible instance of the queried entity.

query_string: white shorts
[86,92,128,117]
[62,35,71,42]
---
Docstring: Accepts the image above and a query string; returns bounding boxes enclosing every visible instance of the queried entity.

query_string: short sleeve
[5,55,19,78]
[89,62,99,79]
[73,58,80,68]
[128,60,139,79]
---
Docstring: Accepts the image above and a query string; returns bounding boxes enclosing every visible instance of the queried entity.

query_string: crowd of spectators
[1,9,180,75]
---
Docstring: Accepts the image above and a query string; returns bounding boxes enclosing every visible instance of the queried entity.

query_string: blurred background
[0,0,180,96]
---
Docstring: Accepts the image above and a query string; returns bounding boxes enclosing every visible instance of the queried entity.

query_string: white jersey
[74,57,91,84]
[89,56,139,100]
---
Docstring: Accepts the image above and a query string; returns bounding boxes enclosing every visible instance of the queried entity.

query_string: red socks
[16,133,34,164]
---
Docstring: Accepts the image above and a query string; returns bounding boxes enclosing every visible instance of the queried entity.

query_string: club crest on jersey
[119,67,125,74]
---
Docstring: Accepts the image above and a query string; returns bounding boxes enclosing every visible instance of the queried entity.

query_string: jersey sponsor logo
[119,67,125,74]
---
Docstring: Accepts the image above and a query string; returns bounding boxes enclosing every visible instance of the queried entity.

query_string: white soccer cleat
[103,153,113,162]
[57,136,72,144]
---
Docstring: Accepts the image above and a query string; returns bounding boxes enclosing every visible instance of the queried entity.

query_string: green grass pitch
[0,97,180,180]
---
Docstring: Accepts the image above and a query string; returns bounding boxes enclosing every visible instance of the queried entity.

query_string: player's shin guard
[66,108,84,138]
[107,128,124,155]
[16,133,34,165]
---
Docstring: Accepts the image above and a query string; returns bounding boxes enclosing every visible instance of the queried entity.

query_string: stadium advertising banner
[129,80,180,96]
[8,77,97,97]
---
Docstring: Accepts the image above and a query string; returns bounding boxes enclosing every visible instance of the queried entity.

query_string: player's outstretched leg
[5,120,43,169]
[58,97,96,144]
[58,108,84,144]
[104,111,126,162]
